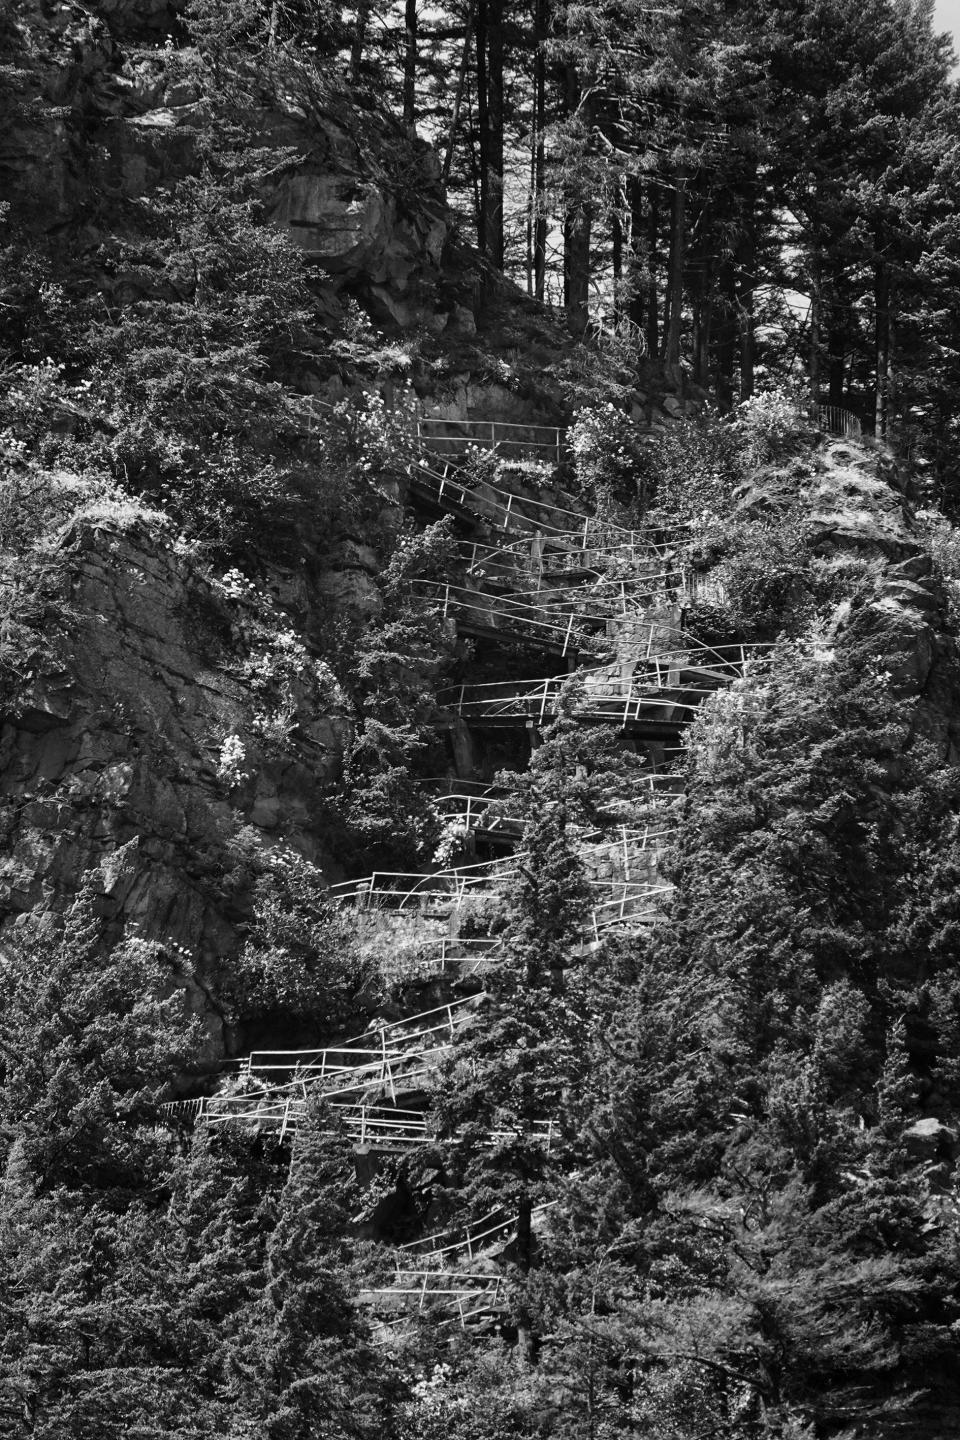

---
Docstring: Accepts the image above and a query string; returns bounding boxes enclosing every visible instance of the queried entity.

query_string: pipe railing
[241,996,484,1078]
[460,530,686,584]
[409,454,579,540]
[411,451,670,547]
[417,417,565,465]
[174,1090,560,1154]
[457,570,683,606]
[441,650,759,727]
[431,792,524,836]
[418,579,685,656]
[325,828,671,917]
[298,398,686,555]
[812,404,863,440]
[400,1200,558,1262]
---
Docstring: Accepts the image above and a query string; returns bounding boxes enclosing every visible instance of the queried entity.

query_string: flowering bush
[218,831,379,1028]
[216,733,249,786]
[732,387,811,468]
[568,402,652,510]
[432,817,470,867]
[211,566,347,755]
[641,411,742,524]
[341,387,419,477]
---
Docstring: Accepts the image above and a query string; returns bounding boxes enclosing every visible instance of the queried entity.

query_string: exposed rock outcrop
[0,511,354,1039]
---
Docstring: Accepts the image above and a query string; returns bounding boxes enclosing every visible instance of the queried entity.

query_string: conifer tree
[0,864,202,1195]
[252,1098,395,1440]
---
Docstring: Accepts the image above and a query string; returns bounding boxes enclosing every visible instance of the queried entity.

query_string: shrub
[220,837,378,1030]
[568,403,653,512]
[731,387,813,469]
[916,508,960,619]
[719,516,814,636]
[638,411,743,523]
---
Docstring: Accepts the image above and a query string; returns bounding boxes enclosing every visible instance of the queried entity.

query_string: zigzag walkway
[426,776,682,846]
[365,1201,561,1333]
[407,422,680,554]
[168,836,675,1135]
[165,1093,558,1156]
[242,406,760,1337]
[410,451,689,558]
[461,525,684,583]
[440,643,765,735]
[418,575,684,659]
[367,428,759,1336]
[364,1269,505,1332]
[324,827,673,918]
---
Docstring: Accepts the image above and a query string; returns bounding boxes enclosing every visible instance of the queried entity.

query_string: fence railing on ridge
[415,576,687,658]
[416,417,566,464]
[812,404,863,440]
[439,644,766,729]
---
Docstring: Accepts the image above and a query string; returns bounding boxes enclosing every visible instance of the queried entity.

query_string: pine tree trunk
[612,193,624,325]
[515,1189,537,1360]
[692,287,711,388]
[475,0,489,255]
[689,182,712,387]
[563,64,591,336]
[442,3,475,183]
[486,0,505,268]
[828,266,848,408]
[809,257,821,407]
[533,0,547,300]
[566,204,592,337]
[627,176,645,332]
[526,127,535,295]
[349,1,372,82]
[715,258,736,410]
[645,187,659,358]
[827,320,846,407]
[736,209,756,401]
[662,170,687,373]
[875,255,892,440]
[403,0,418,128]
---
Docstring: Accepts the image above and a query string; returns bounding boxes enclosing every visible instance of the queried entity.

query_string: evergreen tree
[0,864,202,1195]
[251,1098,396,1439]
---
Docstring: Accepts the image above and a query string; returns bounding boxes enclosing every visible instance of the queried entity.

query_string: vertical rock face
[0,513,354,1039]
[2,4,453,331]
[270,145,448,310]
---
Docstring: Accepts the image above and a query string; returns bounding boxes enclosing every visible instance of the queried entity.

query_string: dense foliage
[3,1,960,1437]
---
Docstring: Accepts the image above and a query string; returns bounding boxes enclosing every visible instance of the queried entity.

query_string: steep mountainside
[5,7,960,1438]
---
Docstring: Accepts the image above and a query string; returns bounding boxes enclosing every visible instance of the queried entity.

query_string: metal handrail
[439,645,763,726]
[812,404,863,440]
[416,417,565,465]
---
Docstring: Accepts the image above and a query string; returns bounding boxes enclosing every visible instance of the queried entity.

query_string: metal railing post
[562,613,575,657]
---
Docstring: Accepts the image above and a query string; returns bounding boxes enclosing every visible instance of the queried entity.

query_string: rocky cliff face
[2,4,452,335]
[726,432,960,768]
[799,438,960,762]
[0,508,355,1043]
[3,6,958,1069]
